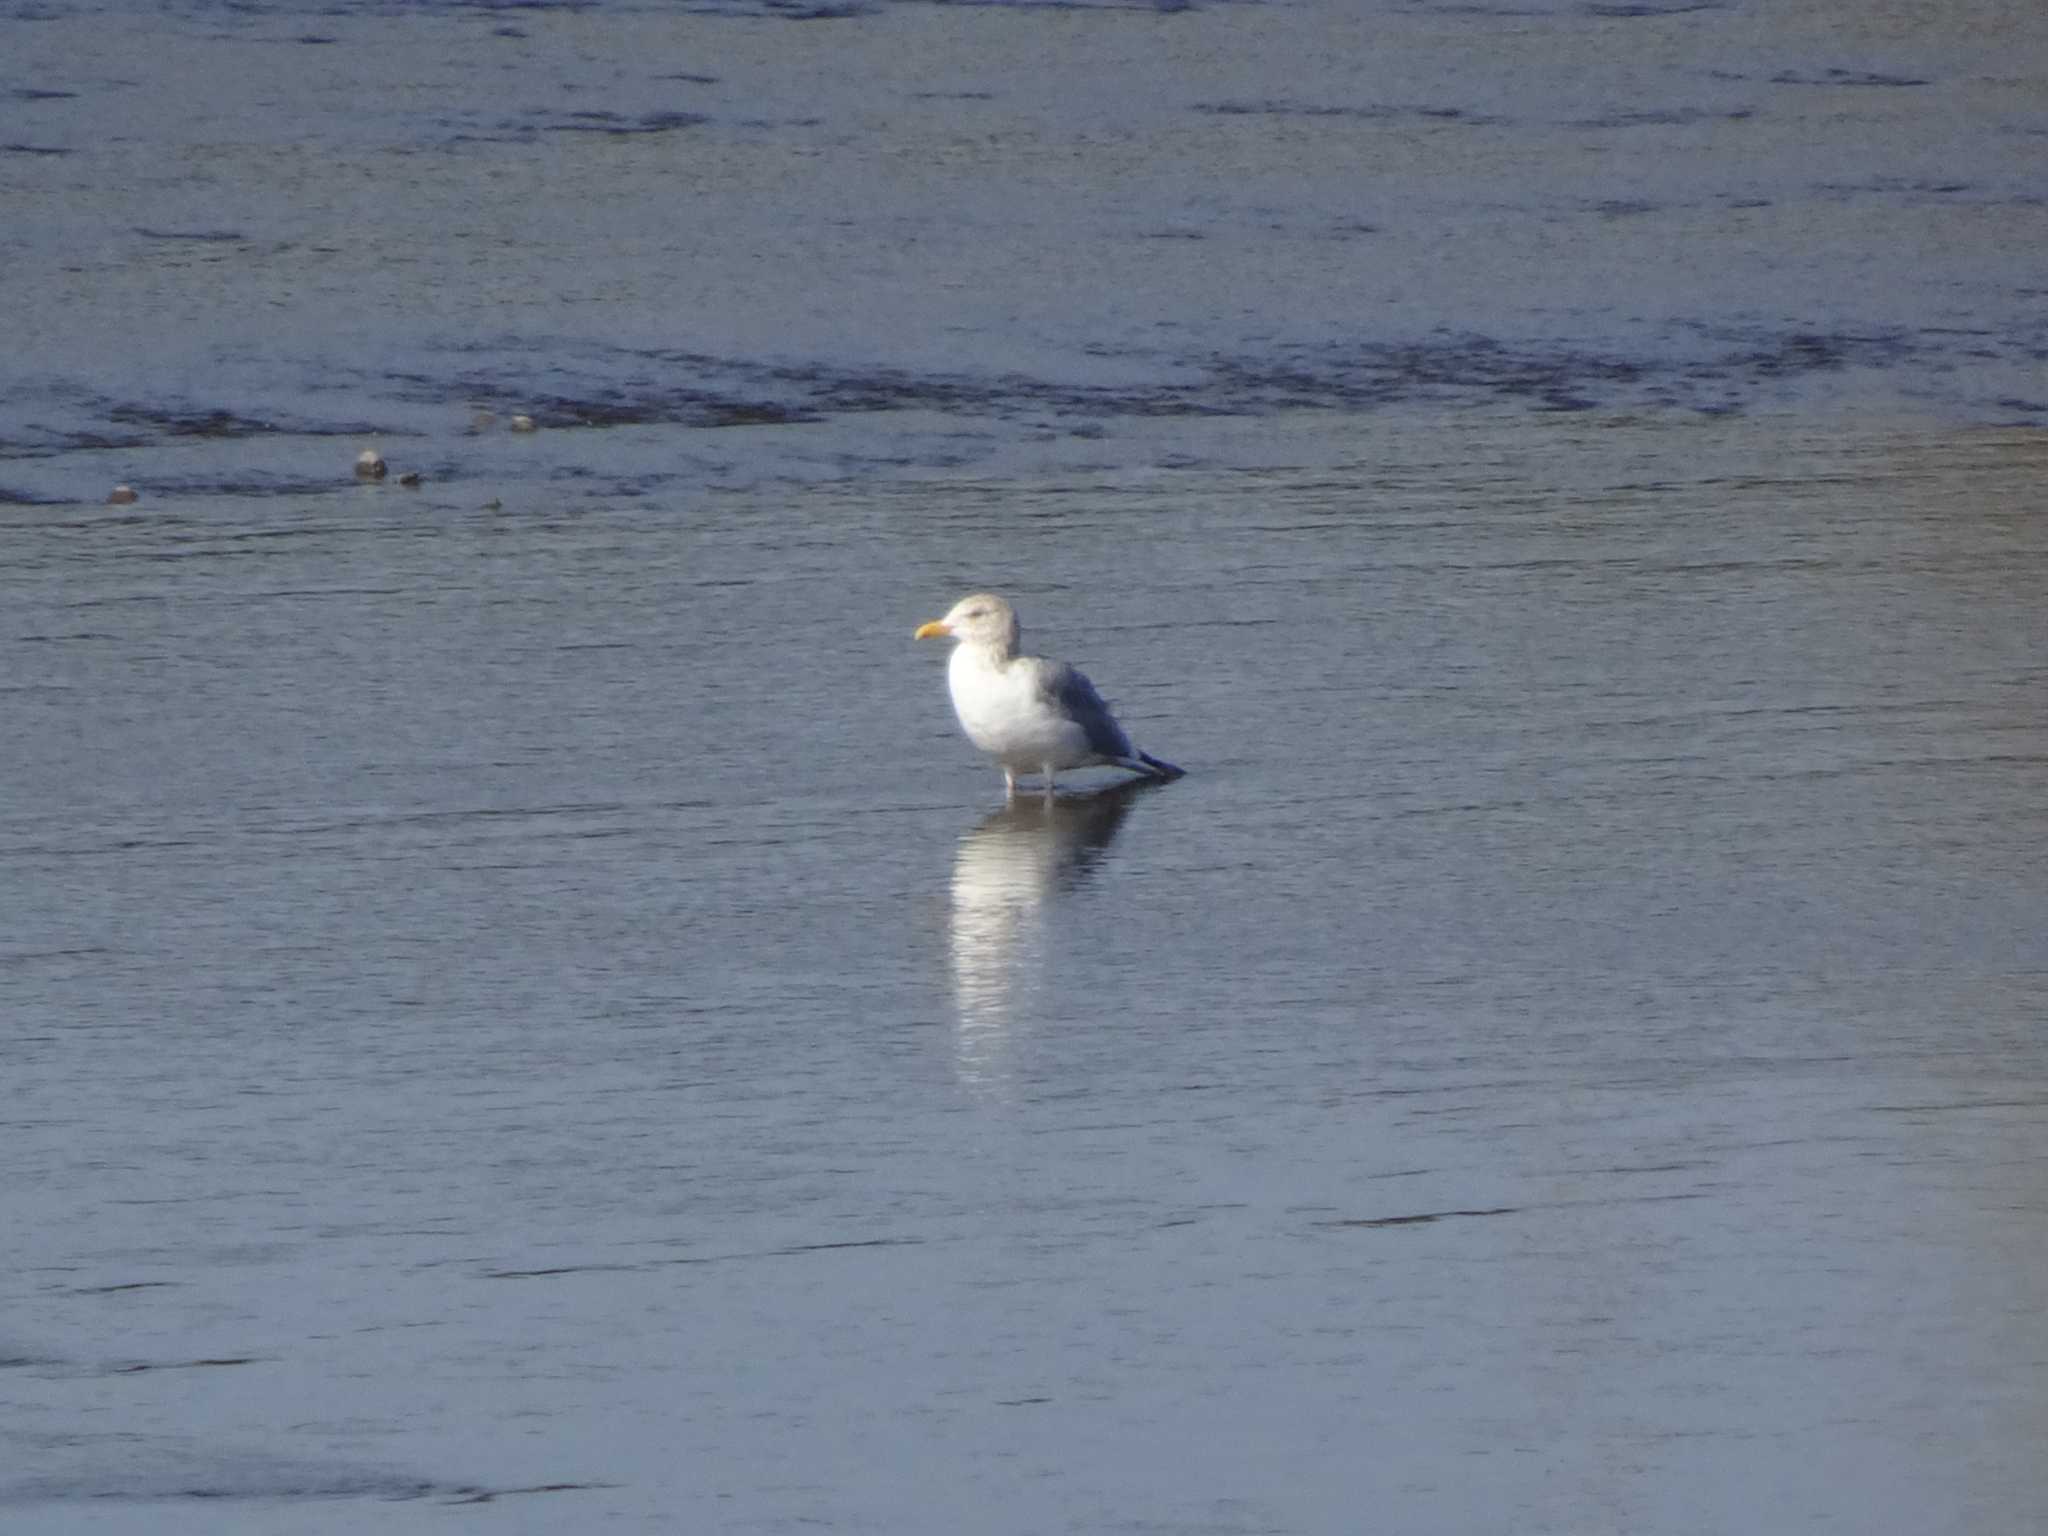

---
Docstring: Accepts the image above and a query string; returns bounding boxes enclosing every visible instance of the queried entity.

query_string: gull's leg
[1041,763,1056,800]
[1003,766,1018,800]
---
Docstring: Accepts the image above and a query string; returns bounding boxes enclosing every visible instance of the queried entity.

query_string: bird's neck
[946,643,1011,692]
[957,635,1016,667]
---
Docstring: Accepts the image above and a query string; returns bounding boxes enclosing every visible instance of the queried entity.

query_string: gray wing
[1038,661,1135,760]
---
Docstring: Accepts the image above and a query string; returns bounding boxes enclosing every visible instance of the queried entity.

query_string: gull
[914,592,1184,797]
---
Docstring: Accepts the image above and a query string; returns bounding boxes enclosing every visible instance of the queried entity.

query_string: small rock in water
[509,414,537,433]
[355,449,388,480]
[398,471,422,487]
[107,484,139,505]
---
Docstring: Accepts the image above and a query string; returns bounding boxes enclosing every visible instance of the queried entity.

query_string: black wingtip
[1137,751,1185,782]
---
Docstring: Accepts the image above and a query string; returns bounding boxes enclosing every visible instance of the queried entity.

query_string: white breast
[948,648,1091,768]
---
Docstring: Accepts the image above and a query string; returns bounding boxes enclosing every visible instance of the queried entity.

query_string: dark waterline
[4,0,2045,505]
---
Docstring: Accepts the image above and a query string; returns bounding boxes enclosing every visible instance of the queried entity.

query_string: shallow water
[5,2,2048,1532]
[10,411,2047,1534]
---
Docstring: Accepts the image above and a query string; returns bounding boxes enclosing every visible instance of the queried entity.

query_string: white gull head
[914,591,1021,657]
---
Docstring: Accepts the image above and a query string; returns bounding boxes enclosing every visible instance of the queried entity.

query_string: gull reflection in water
[947,780,1157,1092]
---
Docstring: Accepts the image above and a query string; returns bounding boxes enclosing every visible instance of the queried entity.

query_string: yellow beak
[913,620,951,640]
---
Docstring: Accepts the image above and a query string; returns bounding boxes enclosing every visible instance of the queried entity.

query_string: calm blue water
[4,3,2047,1532]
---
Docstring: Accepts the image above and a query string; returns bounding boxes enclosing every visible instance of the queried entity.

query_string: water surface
[4,2,2047,1532]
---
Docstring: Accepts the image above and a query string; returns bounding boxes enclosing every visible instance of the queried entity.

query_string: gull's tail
[1133,750,1185,782]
